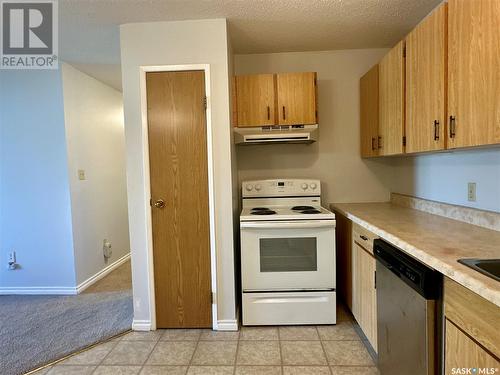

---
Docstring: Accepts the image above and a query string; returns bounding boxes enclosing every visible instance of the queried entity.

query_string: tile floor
[34,305,378,375]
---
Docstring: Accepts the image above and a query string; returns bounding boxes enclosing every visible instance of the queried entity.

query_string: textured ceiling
[60,0,442,90]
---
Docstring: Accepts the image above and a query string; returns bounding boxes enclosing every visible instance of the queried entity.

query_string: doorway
[146,70,212,328]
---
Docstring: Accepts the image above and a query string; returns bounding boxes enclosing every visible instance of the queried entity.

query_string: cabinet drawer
[352,223,378,254]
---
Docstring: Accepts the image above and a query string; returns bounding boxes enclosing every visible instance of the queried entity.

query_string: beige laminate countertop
[330,202,500,307]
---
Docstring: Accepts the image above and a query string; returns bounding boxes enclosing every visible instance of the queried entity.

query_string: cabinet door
[352,242,377,351]
[360,65,379,157]
[406,3,447,153]
[379,41,405,155]
[235,74,276,127]
[445,320,499,372]
[277,72,317,125]
[448,0,500,148]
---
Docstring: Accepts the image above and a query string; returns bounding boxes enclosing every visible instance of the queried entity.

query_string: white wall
[234,50,392,206]
[61,63,130,286]
[120,19,237,328]
[0,70,76,290]
[387,149,500,212]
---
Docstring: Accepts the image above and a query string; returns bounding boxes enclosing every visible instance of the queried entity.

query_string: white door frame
[139,64,218,330]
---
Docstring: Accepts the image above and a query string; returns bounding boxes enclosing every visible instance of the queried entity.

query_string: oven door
[240,220,336,291]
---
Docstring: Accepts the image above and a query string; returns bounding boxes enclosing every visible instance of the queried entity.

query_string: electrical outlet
[103,239,112,259]
[78,169,86,180]
[468,182,476,202]
[8,251,17,270]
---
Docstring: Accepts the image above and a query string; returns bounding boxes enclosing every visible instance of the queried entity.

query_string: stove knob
[310,183,317,190]
[301,183,308,190]
[245,184,253,191]
[255,184,262,191]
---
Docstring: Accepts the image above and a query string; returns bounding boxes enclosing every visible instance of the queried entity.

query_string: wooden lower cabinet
[445,320,499,373]
[444,278,500,372]
[352,242,377,352]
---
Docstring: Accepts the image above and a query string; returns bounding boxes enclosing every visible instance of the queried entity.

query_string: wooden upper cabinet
[379,41,405,156]
[447,0,500,148]
[406,3,447,153]
[277,72,318,125]
[234,74,276,127]
[360,65,379,157]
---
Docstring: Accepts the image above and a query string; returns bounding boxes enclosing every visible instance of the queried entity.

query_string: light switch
[78,169,86,180]
[467,182,476,202]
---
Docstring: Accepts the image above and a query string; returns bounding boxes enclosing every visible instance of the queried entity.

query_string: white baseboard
[217,319,239,331]
[76,253,131,294]
[0,286,78,295]
[0,253,131,296]
[132,319,152,331]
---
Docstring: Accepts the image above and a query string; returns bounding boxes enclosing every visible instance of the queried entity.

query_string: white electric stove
[240,179,337,326]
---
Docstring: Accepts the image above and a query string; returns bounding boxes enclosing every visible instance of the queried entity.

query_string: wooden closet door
[379,41,405,156]
[448,0,500,148]
[277,72,317,125]
[146,70,212,328]
[360,65,379,157]
[235,74,276,127]
[406,3,447,153]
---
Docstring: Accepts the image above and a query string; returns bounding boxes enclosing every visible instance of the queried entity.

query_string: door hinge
[203,96,207,110]
[210,291,215,304]
[149,198,153,207]
[402,136,406,146]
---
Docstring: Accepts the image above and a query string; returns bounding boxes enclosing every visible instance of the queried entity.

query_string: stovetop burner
[300,209,321,214]
[251,207,270,211]
[251,210,276,215]
[292,206,315,211]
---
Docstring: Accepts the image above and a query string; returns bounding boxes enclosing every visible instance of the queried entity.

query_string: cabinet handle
[434,120,440,141]
[378,136,382,149]
[360,235,368,241]
[449,116,456,138]
[371,137,376,151]
[267,106,270,120]
[282,106,286,120]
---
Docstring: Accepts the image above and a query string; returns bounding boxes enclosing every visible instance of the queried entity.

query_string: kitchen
[2,0,498,374]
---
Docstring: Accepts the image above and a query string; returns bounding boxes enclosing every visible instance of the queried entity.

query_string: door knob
[154,199,165,209]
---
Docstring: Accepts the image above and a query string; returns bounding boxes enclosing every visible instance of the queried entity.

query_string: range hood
[234,124,318,145]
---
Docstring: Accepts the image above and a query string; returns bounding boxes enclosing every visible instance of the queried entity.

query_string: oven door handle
[240,220,335,229]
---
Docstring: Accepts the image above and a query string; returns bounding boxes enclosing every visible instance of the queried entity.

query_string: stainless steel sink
[458,259,500,282]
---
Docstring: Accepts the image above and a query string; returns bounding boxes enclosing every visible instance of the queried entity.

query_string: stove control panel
[242,179,321,198]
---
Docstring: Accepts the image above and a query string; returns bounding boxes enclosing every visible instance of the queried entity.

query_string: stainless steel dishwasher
[374,239,442,375]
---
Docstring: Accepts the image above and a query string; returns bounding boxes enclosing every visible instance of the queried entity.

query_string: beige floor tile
[200,330,240,341]
[280,341,327,365]
[323,341,374,366]
[102,341,156,365]
[237,341,281,365]
[47,366,96,375]
[61,342,117,365]
[330,366,379,375]
[279,326,319,340]
[140,366,188,375]
[161,329,202,341]
[317,322,360,341]
[240,327,279,341]
[187,366,234,374]
[283,366,331,375]
[122,330,163,342]
[93,366,142,375]
[191,341,238,365]
[146,341,197,365]
[235,366,282,375]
